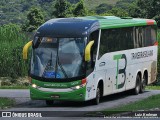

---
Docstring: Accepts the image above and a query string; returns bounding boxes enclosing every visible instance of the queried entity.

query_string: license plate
[51,95,60,98]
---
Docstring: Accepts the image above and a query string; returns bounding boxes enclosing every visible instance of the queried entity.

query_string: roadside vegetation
[0,98,15,109]
[0,86,29,89]
[0,77,29,89]
[101,94,160,116]
[0,24,30,78]
[0,0,159,88]
[146,86,160,90]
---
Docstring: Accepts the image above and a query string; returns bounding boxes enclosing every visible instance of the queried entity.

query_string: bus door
[95,30,113,95]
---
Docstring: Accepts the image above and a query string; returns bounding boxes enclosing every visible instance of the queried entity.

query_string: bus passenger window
[143,26,156,47]
[151,26,157,45]
[99,27,134,59]
[134,27,145,48]
[144,26,152,46]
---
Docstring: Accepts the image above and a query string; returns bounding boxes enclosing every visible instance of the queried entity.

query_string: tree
[22,7,44,32]
[129,0,160,27]
[128,2,142,18]
[95,3,112,14]
[115,0,135,10]
[53,0,72,18]
[136,0,160,18]
[67,0,79,4]
[73,0,87,17]
[153,15,160,27]
[107,8,129,17]
[87,10,97,16]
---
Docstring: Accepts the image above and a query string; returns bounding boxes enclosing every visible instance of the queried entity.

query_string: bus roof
[81,16,157,29]
[36,16,156,37]
[36,18,99,37]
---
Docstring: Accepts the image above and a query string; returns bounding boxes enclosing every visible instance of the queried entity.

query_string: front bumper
[30,86,86,101]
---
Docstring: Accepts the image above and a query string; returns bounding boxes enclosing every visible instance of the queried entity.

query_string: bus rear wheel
[140,75,147,93]
[93,87,100,105]
[46,100,54,106]
[133,75,141,95]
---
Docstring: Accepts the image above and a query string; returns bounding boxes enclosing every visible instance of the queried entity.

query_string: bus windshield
[30,37,87,79]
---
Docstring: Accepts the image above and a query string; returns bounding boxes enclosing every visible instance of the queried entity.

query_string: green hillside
[84,0,120,10]
[0,0,134,25]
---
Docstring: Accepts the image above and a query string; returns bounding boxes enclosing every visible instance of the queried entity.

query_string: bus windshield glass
[30,37,87,79]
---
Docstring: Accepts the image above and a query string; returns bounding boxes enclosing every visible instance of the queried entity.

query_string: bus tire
[140,75,147,93]
[46,100,54,106]
[93,86,100,105]
[133,75,141,95]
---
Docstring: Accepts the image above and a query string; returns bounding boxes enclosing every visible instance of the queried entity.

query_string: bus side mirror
[85,40,94,62]
[33,37,41,49]
[23,41,32,60]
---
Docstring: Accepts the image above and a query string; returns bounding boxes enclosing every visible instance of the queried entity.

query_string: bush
[157,30,160,85]
[0,24,30,78]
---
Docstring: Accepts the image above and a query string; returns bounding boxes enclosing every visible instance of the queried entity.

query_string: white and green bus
[23,16,158,105]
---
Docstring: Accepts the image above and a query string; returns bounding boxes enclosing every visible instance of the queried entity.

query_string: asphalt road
[0,89,160,120]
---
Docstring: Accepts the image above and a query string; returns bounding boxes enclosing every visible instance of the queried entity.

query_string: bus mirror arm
[23,41,32,60]
[85,40,94,62]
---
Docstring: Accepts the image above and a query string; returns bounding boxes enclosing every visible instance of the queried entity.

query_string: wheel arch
[143,69,148,85]
[137,71,142,80]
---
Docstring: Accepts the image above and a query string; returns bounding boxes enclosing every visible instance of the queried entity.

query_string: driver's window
[90,30,99,63]
[86,30,99,75]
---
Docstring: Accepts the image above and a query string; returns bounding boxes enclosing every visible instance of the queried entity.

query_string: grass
[101,94,160,116]
[0,86,29,89]
[0,98,15,109]
[146,85,160,90]
[0,77,29,89]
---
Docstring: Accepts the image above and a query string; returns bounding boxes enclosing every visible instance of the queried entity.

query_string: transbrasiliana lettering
[131,50,153,59]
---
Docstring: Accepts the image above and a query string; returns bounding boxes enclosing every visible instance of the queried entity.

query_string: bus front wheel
[46,100,54,106]
[93,87,100,105]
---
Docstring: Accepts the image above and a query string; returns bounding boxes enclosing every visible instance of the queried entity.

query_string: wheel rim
[136,76,140,93]
[142,77,146,91]
[136,84,140,92]
[96,88,100,104]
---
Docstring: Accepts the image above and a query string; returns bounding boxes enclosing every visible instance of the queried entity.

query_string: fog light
[32,84,37,88]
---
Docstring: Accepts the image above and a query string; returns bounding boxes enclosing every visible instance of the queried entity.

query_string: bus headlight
[75,85,80,89]
[71,83,86,90]
[71,78,87,90]
[32,84,37,88]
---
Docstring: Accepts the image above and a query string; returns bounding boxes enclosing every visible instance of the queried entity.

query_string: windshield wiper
[41,39,68,79]
[55,39,68,79]
[57,56,68,78]
[42,53,54,77]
